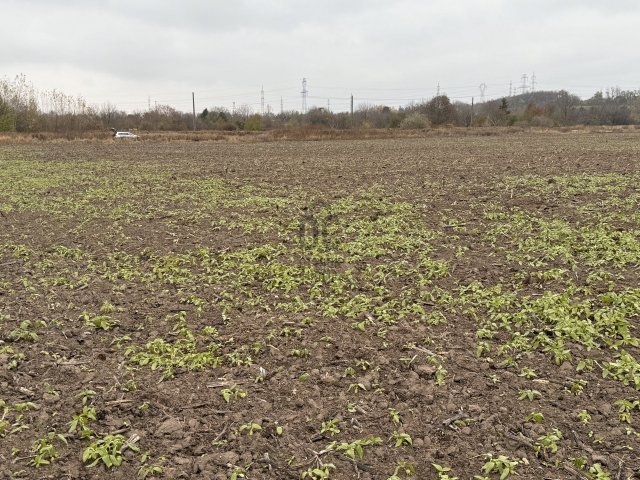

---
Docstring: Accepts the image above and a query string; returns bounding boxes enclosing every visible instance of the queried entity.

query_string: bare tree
[424,95,456,126]
[555,90,577,125]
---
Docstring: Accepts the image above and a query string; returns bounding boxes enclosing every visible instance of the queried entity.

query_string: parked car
[113,131,138,139]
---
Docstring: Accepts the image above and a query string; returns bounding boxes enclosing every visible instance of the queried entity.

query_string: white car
[113,131,138,139]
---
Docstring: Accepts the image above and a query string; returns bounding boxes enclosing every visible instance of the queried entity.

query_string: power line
[312,82,511,92]
[78,76,639,114]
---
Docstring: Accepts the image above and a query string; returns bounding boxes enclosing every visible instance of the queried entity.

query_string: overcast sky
[2,0,639,113]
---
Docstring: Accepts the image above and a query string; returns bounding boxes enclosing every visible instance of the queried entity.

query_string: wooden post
[470,97,474,127]
[192,92,196,131]
[350,94,354,127]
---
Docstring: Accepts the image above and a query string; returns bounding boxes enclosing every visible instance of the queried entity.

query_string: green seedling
[0,345,24,370]
[518,367,537,379]
[100,302,115,314]
[545,339,572,366]
[567,379,587,396]
[81,311,117,331]
[348,383,366,395]
[110,335,131,348]
[602,350,640,389]
[476,341,491,358]
[432,463,458,480]
[8,320,45,342]
[343,367,356,378]
[302,463,335,480]
[77,388,96,405]
[289,348,310,358]
[123,379,137,392]
[388,408,402,426]
[82,434,139,468]
[14,402,38,412]
[572,455,588,470]
[480,454,519,479]
[589,463,611,479]
[0,417,8,438]
[387,460,415,480]
[230,465,248,480]
[526,412,544,424]
[577,410,591,424]
[320,418,341,437]
[138,463,164,479]
[327,437,382,460]
[534,428,563,456]
[356,359,371,371]
[238,422,262,436]
[576,359,594,373]
[138,453,164,479]
[68,405,97,438]
[30,432,67,467]
[389,431,413,447]
[614,399,639,424]
[220,385,247,403]
[518,389,541,402]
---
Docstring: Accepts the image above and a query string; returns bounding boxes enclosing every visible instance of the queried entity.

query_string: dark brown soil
[1,131,639,480]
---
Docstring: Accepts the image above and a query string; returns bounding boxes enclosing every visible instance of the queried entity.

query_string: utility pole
[232,101,235,116]
[327,98,330,112]
[509,81,513,97]
[520,74,528,95]
[350,94,354,126]
[531,72,536,92]
[437,82,440,96]
[260,85,264,115]
[148,96,151,110]
[301,77,308,113]
[280,96,283,115]
[192,92,196,131]
[470,97,474,127]
[479,83,487,102]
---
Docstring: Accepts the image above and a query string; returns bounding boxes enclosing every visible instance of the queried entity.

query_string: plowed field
[1,132,640,479]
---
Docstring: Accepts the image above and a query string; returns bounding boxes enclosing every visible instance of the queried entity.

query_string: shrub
[399,113,430,129]
[244,114,262,131]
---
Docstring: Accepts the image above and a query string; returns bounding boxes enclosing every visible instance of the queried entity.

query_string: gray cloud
[2,0,638,112]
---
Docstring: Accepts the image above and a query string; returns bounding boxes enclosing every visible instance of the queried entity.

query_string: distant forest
[1,75,639,134]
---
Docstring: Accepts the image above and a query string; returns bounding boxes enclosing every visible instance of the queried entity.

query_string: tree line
[1,75,639,134]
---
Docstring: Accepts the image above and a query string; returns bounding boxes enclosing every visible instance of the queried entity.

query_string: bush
[244,114,262,131]
[0,99,15,132]
[0,111,15,132]
[399,113,430,129]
